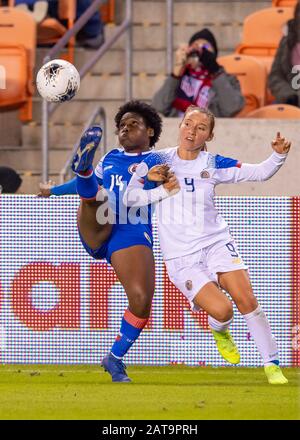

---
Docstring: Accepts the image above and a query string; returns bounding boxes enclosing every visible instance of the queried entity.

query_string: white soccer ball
[36,59,80,102]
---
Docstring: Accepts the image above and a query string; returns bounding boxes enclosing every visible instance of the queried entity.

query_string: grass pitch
[0,365,298,420]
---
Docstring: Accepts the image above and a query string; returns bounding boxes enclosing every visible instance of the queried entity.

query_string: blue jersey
[95,148,154,225]
[50,147,155,263]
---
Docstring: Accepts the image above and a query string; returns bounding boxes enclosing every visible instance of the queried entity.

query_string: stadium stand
[100,0,115,23]
[0,7,36,121]
[218,54,267,116]
[246,103,300,118]
[34,0,76,63]
[272,0,297,7]
[235,7,294,73]
[1,0,299,195]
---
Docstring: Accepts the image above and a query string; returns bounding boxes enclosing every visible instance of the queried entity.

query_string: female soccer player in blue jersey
[40,101,179,382]
[124,105,291,385]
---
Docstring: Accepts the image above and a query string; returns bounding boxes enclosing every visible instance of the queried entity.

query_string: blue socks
[76,168,99,199]
[111,309,148,359]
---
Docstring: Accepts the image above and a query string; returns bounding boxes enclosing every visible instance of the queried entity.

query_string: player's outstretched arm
[215,132,291,185]
[37,174,103,197]
[37,178,77,197]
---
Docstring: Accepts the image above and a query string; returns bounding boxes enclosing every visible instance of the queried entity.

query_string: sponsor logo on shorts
[232,257,242,264]
[128,163,139,174]
[185,280,193,291]
[200,170,210,179]
[144,232,152,244]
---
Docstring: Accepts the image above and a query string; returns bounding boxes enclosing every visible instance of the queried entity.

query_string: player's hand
[37,180,55,197]
[271,132,291,154]
[147,164,170,182]
[163,172,180,196]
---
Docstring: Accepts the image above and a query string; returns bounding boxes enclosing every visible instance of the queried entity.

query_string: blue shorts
[79,223,153,264]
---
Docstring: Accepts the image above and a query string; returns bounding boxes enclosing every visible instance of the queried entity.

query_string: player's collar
[122,150,151,156]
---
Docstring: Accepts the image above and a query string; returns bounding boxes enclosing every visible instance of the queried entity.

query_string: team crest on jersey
[185,280,193,291]
[128,163,139,174]
[200,170,210,179]
[144,232,152,244]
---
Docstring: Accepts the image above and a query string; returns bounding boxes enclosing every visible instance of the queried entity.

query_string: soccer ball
[36,59,80,102]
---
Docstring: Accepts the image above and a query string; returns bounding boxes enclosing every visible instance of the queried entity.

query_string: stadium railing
[36,0,76,64]
[6,0,76,63]
[41,0,133,182]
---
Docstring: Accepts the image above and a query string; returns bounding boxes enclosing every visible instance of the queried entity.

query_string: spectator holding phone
[152,28,244,117]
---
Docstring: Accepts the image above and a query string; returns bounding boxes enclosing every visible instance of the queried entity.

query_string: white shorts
[165,239,248,311]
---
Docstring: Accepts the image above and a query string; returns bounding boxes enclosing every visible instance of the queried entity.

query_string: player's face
[118,112,153,152]
[179,111,213,151]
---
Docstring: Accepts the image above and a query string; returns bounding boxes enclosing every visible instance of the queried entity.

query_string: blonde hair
[182,105,215,151]
[183,105,215,134]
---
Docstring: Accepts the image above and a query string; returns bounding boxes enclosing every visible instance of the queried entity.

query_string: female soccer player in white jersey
[124,105,291,385]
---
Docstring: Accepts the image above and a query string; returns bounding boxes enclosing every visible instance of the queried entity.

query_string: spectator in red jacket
[152,28,245,117]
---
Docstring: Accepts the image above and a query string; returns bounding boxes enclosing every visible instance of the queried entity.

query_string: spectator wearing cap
[152,28,245,117]
[0,167,22,194]
[268,1,300,107]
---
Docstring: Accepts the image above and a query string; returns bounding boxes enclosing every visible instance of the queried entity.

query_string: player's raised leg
[218,269,288,384]
[101,245,155,382]
[193,283,240,364]
[71,125,113,250]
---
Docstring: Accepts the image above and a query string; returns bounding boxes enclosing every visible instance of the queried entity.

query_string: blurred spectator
[15,0,105,49]
[268,1,300,107]
[152,28,245,117]
[0,167,22,194]
[15,0,48,23]
[48,0,105,49]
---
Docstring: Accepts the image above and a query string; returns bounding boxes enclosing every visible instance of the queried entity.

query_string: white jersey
[123,147,287,260]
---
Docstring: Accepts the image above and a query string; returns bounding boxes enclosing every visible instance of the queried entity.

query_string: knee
[235,292,258,314]
[214,302,233,322]
[128,289,153,318]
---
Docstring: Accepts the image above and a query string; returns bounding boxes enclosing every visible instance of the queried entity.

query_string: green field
[0,365,298,420]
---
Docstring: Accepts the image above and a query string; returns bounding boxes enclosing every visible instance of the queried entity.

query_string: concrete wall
[155,118,300,196]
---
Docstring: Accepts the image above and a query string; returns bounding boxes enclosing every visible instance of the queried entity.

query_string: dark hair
[0,166,22,193]
[114,100,163,148]
[287,1,300,50]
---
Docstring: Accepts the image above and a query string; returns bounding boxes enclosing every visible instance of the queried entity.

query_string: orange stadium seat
[100,0,115,23]
[218,54,267,117]
[0,7,36,121]
[235,7,294,73]
[246,104,300,118]
[37,0,76,63]
[272,0,297,7]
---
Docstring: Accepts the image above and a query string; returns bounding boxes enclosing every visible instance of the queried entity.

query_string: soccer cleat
[211,329,240,364]
[264,365,288,385]
[71,125,102,173]
[101,353,132,383]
